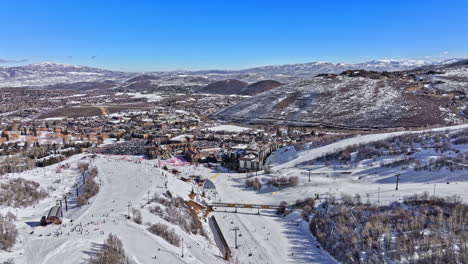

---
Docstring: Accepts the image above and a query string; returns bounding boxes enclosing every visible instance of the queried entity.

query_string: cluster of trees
[379,152,468,172]
[0,131,9,142]
[318,132,457,164]
[149,205,163,215]
[0,155,36,175]
[317,142,408,163]
[148,223,181,246]
[276,197,315,219]
[0,141,90,160]
[77,166,100,206]
[0,212,18,251]
[267,176,299,187]
[451,130,468,145]
[36,154,66,167]
[454,137,468,145]
[149,195,207,238]
[296,198,316,220]
[0,178,47,207]
[311,193,468,264]
[78,162,90,175]
[380,157,415,168]
[414,153,468,171]
[315,131,468,172]
[0,103,20,114]
[131,209,142,224]
[89,234,131,264]
[36,146,84,167]
[0,142,91,175]
[245,177,262,190]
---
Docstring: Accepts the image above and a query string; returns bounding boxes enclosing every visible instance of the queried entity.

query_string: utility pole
[231,227,239,249]
[433,184,436,199]
[181,238,184,258]
[377,187,380,204]
[309,170,311,182]
[395,174,400,190]
[127,202,132,219]
[64,195,68,211]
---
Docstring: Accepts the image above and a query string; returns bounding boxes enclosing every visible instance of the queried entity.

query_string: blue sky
[1,0,467,71]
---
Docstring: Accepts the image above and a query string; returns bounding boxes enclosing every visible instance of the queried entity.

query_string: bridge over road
[209,202,284,210]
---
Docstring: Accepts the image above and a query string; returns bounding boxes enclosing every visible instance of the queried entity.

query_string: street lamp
[395,174,400,190]
[127,202,132,219]
[230,227,240,249]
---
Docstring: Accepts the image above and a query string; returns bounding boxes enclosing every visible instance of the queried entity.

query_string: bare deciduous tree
[0,214,18,251]
[89,234,131,264]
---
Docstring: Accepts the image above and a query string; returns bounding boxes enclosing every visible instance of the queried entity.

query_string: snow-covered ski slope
[8,156,220,264]
[2,124,467,264]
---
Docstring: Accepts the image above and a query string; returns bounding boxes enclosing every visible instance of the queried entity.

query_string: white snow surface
[2,124,468,263]
[2,155,221,264]
[206,125,250,133]
[122,92,163,102]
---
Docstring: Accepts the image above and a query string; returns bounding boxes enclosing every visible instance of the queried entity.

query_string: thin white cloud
[0,58,28,64]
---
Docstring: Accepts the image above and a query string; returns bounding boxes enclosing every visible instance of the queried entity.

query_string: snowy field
[116,92,163,102]
[1,155,226,264]
[206,125,251,133]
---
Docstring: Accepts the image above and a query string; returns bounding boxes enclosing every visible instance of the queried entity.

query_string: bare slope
[239,80,283,95]
[198,79,248,95]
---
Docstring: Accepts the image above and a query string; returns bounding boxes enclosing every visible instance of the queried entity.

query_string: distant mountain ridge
[191,59,464,83]
[0,59,464,88]
[211,61,468,129]
[0,62,135,87]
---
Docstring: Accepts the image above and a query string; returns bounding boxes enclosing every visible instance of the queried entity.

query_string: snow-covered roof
[169,134,194,142]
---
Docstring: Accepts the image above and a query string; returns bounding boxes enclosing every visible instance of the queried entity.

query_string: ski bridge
[208,202,284,210]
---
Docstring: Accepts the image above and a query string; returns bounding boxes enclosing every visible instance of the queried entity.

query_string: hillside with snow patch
[212,64,468,128]
[1,59,464,89]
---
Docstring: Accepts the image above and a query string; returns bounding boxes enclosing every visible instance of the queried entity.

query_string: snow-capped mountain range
[191,59,464,82]
[0,62,136,87]
[0,59,464,87]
